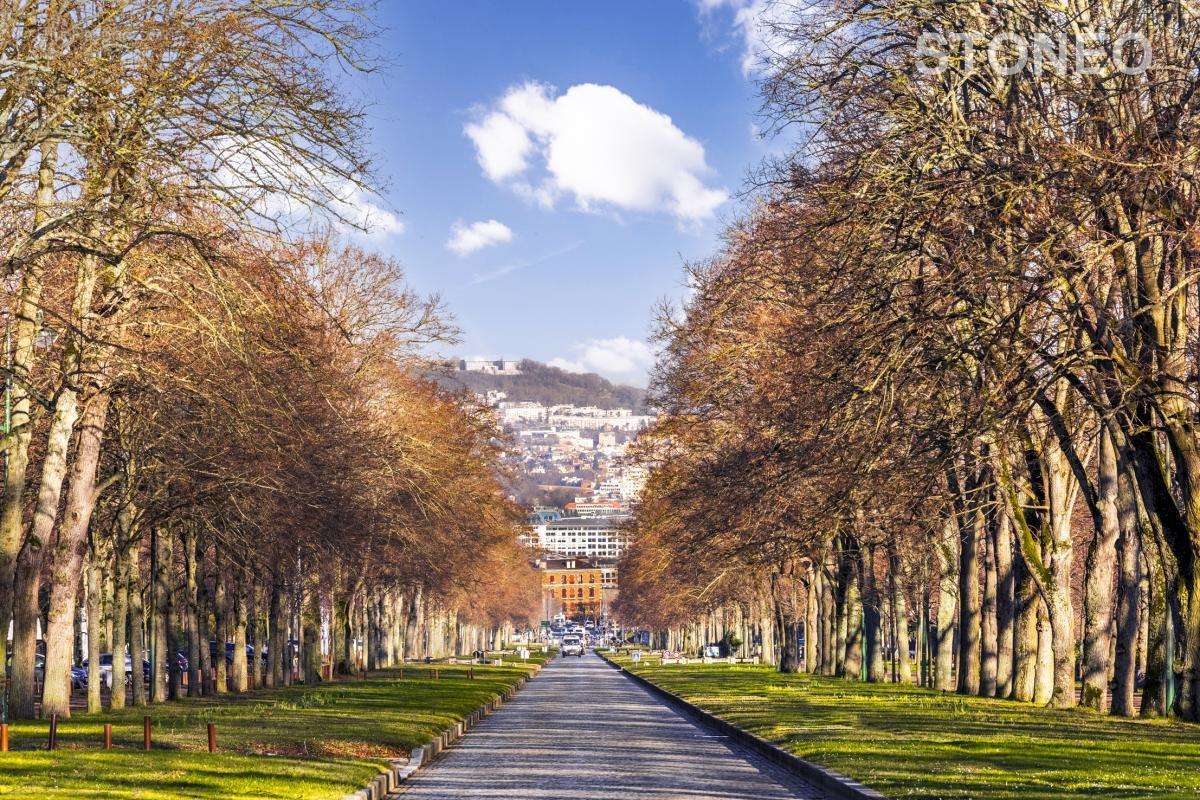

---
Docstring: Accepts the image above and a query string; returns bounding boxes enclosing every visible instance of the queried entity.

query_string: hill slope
[435,359,646,410]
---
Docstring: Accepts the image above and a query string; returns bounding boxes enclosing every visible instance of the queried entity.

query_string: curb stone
[598,653,888,800]
[339,664,540,800]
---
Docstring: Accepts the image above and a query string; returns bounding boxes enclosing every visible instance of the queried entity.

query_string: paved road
[398,652,827,800]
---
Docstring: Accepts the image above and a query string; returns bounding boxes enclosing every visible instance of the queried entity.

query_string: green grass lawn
[610,655,1200,800]
[0,662,536,799]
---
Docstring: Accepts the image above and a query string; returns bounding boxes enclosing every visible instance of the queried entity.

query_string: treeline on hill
[0,1,537,722]
[616,1,1200,721]
[437,360,647,411]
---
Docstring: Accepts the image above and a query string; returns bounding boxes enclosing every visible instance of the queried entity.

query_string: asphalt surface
[398,651,828,800]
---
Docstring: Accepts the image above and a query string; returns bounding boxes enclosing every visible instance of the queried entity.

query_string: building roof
[536,554,604,570]
[546,515,630,530]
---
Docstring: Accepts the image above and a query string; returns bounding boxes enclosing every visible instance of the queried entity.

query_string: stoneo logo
[916,29,1152,76]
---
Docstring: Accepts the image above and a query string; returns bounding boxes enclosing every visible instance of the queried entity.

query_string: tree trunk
[231,578,249,692]
[166,568,182,700]
[302,576,322,685]
[86,544,104,713]
[888,546,911,683]
[0,141,57,686]
[1141,545,1172,717]
[9,374,84,718]
[935,517,958,691]
[198,554,215,695]
[334,585,349,674]
[918,588,930,687]
[861,545,886,682]
[110,545,130,709]
[214,552,228,693]
[820,563,836,675]
[1034,600,1054,705]
[250,581,264,690]
[805,566,819,673]
[1082,428,1121,711]
[40,390,110,717]
[405,586,423,661]
[994,511,1015,698]
[771,565,803,673]
[981,509,999,697]
[184,528,203,696]
[957,504,983,696]
[842,560,863,679]
[152,526,173,703]
[269,577,284,687]
[1111,466,1143,717]
[128,546,147,707]
[1012,551,1038,701]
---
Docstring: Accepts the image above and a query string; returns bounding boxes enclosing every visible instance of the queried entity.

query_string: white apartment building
[547,406,653,431]
[498,401,547,424]
[539,516,630,560]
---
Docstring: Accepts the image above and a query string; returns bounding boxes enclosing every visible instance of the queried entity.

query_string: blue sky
[342,1,771,386]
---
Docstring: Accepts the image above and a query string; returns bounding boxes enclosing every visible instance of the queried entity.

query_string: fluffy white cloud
[465,82,727,222]
[549,337,656,382]
[697,0,796,76]
[446,219,514,256]
[465,112,533,182]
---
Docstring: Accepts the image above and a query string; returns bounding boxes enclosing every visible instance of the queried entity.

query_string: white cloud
[465,113,533,182]
[696,0,796,76]
[331,183,405,240]
[549,337,656,382]
[465,82,728,223]
[447,219,514,256]
[210,137,403,240]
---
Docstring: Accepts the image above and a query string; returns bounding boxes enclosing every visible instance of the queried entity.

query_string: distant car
[73,654,151,689]
[210,640,265,666]
[560,634,584,658]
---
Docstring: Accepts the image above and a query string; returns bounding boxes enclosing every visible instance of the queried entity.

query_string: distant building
[528,506,562,524]
[537,555,603,619]
[458,358,521,375]
[600,564,618,589]
[546,405,653,431]
[567,498,627,517]
[498,401,546,424]
[540,515,630,560]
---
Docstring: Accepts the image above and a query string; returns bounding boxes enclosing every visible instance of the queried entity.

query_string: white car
[560,634,584,657]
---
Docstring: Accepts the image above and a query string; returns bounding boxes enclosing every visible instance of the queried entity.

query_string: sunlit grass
[612,656,1200,799]
[0,660,538,799]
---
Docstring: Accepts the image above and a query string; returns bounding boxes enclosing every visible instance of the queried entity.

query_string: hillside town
[471,367,653,624]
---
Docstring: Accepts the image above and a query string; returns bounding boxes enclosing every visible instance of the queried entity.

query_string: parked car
[560,634,584,658]
[72,654,152,690]
[209,640,265,666]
